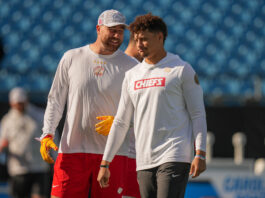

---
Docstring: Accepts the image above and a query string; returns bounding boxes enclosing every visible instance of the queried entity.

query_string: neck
[90,41,114,55]
[13,108,25,114]
[125,46,143,62]
[124,45,132,54]
[145,48,167,65]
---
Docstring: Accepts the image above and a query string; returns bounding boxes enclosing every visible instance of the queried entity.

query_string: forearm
[103,76,134,162]
[103,118,131,162]
[182,64,207,152]
[192,116,207,152]
[185,91,207,152]
[42,97,66,137]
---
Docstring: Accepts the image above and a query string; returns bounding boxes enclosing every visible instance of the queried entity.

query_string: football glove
[40,135,58,164]
[95,116,114,136]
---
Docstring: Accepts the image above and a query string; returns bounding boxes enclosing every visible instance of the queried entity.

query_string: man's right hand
[40,135,58,164]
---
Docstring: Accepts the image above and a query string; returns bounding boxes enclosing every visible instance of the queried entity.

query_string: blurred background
[0,0,264,197]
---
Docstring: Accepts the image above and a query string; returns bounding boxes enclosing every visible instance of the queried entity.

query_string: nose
[112,30,124,39]
[113,33,121,39]
[136,40,143,48]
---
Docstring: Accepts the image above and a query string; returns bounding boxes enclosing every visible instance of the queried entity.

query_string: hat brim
[104,23,128,28]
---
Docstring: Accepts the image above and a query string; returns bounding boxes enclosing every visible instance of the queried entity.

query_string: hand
[40,135,58,164]
[95,116,114,136]
[0,139,8,153]
[97,166,111,188]
[189,157,206,178]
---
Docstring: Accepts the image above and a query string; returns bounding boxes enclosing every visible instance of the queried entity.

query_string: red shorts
[123,158,141,198]
[51,153,129,198]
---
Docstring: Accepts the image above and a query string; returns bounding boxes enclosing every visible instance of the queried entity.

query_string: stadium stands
[0,0,264,105]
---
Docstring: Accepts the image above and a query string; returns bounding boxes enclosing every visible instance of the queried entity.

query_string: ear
[134,33,138,43]
[96,25,101,34]
[158,32,164,42]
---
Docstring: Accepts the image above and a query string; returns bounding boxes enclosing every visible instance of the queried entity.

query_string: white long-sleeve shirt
[42,45,137,155]
[103,52,207,171]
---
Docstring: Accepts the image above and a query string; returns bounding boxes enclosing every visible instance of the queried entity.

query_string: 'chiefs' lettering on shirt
[134,77,166,90]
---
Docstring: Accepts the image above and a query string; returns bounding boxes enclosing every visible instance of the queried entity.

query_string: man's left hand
[95,116,114,136]
[189,157,206,178]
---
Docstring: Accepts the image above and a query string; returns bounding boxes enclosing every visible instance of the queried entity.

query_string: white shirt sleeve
[103,76,134,162]
[0,119,8,141]
[182,64,207,152]
[41,53,69,139]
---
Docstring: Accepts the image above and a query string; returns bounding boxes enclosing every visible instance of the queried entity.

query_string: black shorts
[137,162,190,198]
[10,172,49,198]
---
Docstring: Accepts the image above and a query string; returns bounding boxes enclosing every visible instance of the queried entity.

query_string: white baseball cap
[9,87,28,103]
[98,9,127,27]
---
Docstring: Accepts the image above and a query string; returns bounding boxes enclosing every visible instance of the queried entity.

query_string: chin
[105,46,117,53]
[109,44,121,51]
[141,53,148,58]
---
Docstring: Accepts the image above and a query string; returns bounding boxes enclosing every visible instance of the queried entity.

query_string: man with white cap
[0,87,49,198]
[39,9,140,198]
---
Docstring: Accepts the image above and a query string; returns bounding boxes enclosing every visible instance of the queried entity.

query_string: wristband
[100,164,109,168]
[195,155,206,160]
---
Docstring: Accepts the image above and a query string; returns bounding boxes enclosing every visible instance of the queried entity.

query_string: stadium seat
[0,0,264,104]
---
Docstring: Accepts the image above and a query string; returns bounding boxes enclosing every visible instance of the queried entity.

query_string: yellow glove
[40,135,58,164]
[95,116,114,136]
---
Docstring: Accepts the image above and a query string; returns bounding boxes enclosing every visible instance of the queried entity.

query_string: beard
[102,37,122,52]
[138,48,149,58]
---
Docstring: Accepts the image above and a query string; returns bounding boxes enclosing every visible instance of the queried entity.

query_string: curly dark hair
[129,13,168,43]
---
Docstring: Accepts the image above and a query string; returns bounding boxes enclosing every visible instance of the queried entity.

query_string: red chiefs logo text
[134,77,166,90]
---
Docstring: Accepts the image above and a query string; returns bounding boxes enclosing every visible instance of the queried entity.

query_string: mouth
[109,39,120,46]
[138,49,145,53]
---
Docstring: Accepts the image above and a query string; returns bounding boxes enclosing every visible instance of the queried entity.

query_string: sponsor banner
[188,171,265,198]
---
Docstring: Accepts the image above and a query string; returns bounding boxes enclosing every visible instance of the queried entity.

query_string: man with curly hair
[98,13,207,198]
